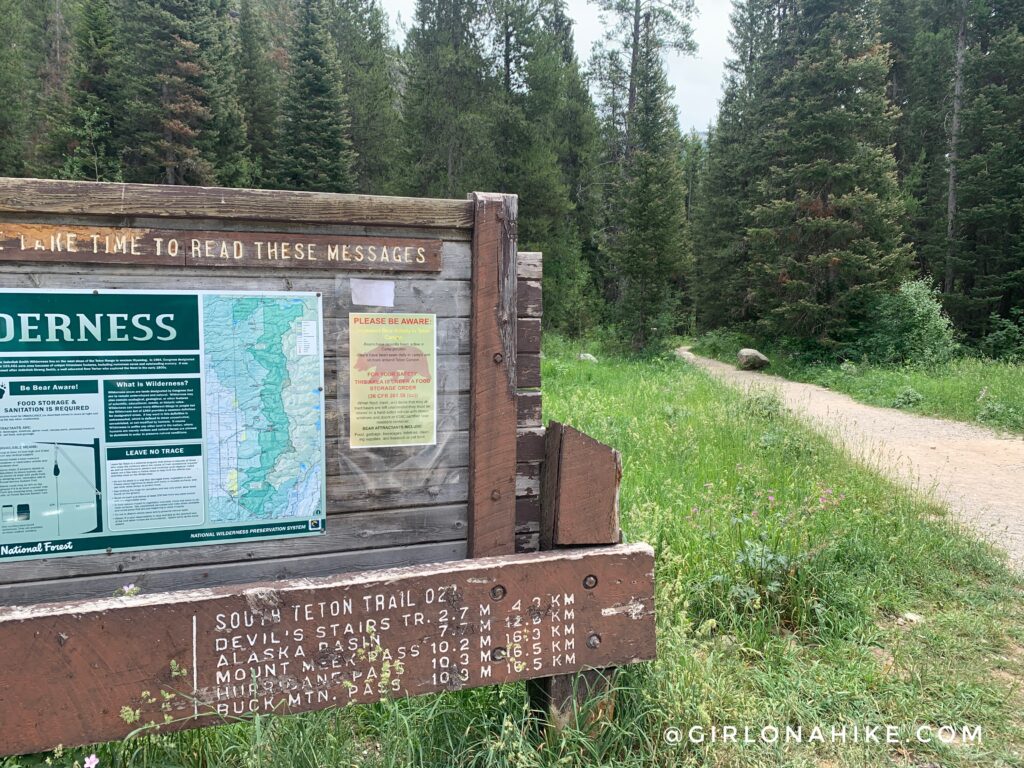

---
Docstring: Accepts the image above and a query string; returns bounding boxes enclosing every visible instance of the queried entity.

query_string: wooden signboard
[0,177,653,755]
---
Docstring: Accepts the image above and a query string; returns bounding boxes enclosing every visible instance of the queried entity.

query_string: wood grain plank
[0,222,443,272]
[517,251,542,280]
[518,279,542,318]
[0,273,472,317]
[0,540,468,608]
[516,496,541,528]
[0,240,471,279]
[518,353,541,389]
[539,423,622,550]
[517,318,541,354]
[0,506,468,587]
[517,427,546,462]
[0,177,475,229]
[327,471,467,513]
[517,390,542,428]
[467,193,519,557]
[516,462,541,498]
[0,212,474,243]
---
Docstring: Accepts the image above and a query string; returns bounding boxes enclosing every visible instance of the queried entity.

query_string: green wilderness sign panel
[0,290,327,562]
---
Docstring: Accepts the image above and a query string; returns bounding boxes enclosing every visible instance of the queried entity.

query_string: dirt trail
[682,349,1024,570]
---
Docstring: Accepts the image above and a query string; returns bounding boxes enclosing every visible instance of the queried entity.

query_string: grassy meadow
[7,337,1023,768]
[693,332,1024,434]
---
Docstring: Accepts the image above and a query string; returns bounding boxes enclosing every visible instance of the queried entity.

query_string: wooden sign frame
[0,178,652,755]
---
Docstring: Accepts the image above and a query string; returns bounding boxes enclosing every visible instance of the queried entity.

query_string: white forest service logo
[0,382,6,399]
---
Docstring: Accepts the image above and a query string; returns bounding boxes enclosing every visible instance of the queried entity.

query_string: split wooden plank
[540,423,622,549]
[0,544,656,755]
[467,193,519,557]
[0,177,476,230]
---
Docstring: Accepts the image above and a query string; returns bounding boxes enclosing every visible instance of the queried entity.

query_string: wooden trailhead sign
[0,177,654,756]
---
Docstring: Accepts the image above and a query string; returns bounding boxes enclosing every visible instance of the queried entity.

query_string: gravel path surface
[681,349,1024,570]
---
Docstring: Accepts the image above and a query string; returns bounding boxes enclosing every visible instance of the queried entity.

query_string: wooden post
[529,421,626,730]
[467,193,519,558]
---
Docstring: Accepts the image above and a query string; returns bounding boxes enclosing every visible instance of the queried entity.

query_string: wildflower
[84,755,99,768]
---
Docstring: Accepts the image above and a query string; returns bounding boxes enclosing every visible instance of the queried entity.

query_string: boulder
[737,348,770,370]
[578,353,598,363]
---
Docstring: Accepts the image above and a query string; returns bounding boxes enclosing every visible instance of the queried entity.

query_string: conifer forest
[1,0,1021,357]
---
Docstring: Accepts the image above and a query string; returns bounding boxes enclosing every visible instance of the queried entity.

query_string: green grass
[8,337,1023,768]
[692,330,1024,433]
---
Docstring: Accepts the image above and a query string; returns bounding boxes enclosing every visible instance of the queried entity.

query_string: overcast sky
[377,0,733,134]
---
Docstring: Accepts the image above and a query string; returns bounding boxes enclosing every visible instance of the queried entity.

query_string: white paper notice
[351,278,396,307]
[296,320,319,356]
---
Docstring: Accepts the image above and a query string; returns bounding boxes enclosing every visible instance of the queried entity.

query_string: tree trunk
[945,2,966,294]
[627,0,641,115]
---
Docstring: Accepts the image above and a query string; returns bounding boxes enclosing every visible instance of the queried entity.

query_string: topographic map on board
[203,294,325,523]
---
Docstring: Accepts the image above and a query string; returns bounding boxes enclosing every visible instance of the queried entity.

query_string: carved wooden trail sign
[0,177,654,755]
[1,545,654,754]
[0,222,444,271]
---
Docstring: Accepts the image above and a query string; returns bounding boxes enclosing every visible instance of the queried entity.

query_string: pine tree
[237,0,283,186]
[536,0,604,333]
[489,0,598,333]
[590,0,695,116]
[278,0,357,193]
[692,0,779,330]
[744,0,912,350]
[402,0,496,197]
[198,0,253,187]
[611,12,687,349]
[57,0,123,180]
[0,0,32,175]
[953,16,1024,336]
[119,0,214,184]
[23,0,78,175]
[327,0,402,194]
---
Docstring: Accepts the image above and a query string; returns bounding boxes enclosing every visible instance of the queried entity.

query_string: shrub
[979,310,1024,362]
[694,329,753,359]
[860,279,959,365]
[892,386,924,409]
